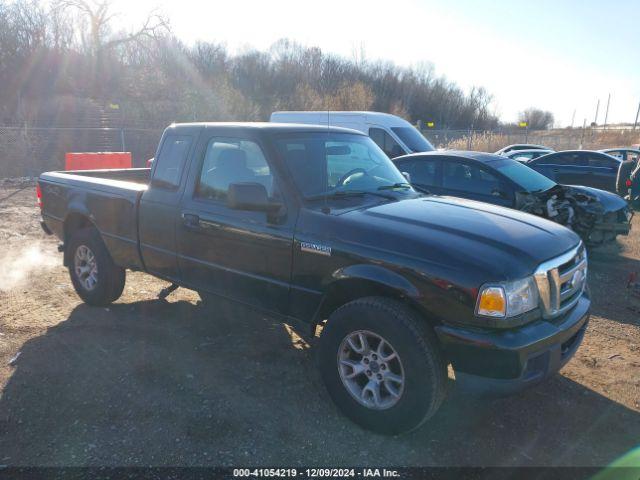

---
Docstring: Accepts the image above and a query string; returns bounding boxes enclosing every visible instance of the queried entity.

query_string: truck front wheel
[318,297,447,434]
[67,227,126,306]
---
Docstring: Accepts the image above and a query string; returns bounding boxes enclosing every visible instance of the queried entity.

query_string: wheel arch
[312,264,438,334]
[63,210,97,266]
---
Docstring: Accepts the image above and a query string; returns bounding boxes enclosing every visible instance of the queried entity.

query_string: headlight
[476,277,539,318]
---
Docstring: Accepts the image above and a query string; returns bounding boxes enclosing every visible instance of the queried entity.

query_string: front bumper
[435,292,590,394]
[592,208,633,236]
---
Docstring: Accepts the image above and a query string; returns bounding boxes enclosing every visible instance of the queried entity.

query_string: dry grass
[444,128,640,152]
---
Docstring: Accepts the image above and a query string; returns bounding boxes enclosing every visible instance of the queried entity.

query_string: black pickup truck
[39,123,590,434]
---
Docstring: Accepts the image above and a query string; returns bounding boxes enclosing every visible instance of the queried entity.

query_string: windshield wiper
[377,182,412,191]
[410,184,431,194]
[306,190,397,201]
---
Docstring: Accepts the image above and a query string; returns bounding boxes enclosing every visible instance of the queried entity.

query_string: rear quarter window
[152,135,193,189]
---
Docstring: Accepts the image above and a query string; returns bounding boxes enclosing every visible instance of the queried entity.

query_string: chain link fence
[1,125,639,179]
[0,126,162,178]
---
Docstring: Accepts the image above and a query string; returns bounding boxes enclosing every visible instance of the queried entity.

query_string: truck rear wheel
[67,227,126,306]
[318,297,447,435]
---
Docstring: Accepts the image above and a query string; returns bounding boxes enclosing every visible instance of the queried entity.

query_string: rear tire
[318,297,447,435]
[67,227,126,306]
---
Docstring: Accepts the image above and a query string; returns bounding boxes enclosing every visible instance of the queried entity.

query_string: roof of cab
[165,122,366,135]
[271,111,414,126]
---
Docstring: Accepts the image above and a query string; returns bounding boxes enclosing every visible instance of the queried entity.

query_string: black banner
[0,467,638,480]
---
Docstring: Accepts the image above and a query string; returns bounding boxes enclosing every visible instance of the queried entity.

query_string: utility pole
[593,99,600,126]
[571,109,576,128]
[603,93,611,130]
[580,118,586,149]
[634,100,640,130]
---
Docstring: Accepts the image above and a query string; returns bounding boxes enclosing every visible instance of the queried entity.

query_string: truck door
[139,133,195,281]
[177,133,294,315]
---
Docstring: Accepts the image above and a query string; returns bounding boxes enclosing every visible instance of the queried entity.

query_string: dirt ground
[0,183,638,467]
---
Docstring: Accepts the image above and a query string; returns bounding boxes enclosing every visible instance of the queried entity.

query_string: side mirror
[401,172,411,183]
[227,182,281,213]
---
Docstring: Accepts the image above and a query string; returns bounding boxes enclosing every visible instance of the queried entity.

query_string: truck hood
[340,195,580,282]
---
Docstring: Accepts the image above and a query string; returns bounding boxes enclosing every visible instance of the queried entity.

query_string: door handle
[181,213,200,227]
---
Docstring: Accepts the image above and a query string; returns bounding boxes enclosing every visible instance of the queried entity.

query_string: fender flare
[62,206,97,265]
[312,264,423,327]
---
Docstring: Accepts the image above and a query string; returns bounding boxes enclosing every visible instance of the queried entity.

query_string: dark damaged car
[393,151,632,246]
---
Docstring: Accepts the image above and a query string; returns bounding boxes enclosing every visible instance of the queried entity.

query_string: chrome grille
[533,244,587,319]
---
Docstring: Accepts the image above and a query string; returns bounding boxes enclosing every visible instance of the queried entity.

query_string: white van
[269,111,434,158]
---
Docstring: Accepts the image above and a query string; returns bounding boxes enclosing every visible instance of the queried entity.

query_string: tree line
[0,0,553,130]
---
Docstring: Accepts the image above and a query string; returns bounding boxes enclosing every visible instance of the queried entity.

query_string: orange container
[65,152,132,171]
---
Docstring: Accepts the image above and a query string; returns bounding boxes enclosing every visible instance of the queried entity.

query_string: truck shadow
[0,297,638,467]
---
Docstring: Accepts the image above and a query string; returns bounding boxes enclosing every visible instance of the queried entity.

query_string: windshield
[491,158,557,192]
[390,127,435,152]
[275,133,412,198]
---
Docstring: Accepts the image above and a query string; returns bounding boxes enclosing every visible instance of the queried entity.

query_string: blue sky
[114,0,640,126]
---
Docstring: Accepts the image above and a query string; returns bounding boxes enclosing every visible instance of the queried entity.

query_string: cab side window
[152,135,193,189]
[196,137,273,201]
[369,128,403,158]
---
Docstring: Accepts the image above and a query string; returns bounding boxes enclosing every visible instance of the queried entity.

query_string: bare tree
[519,107,554,130]
[53,0,169,55]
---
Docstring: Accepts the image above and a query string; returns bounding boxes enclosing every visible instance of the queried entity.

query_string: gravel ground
[0,184,638,467]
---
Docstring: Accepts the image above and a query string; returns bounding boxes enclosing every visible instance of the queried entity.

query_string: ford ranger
[38,123,590,434]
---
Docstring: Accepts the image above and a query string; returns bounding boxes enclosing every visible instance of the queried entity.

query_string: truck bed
[39,168,151,271]
[45,167,151,186]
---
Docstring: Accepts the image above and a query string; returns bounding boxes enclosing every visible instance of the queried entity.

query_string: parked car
[599,147,640,163]
[393,150,632,245]
[38,123,590,434]
[495,144,554,155]
[526,150,622,193]
[503,148,554,162]
[270,111,434,158]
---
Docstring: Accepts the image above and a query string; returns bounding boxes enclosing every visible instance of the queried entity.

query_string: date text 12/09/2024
[233,469,400,478]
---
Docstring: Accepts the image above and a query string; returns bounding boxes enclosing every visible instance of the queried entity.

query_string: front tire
[67,227,125,306]
[318,297,447,435]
